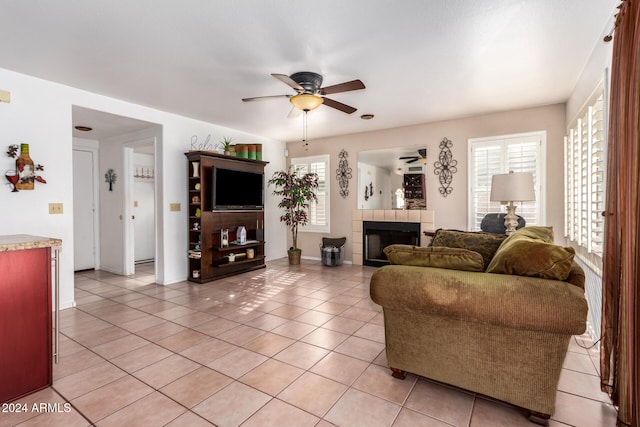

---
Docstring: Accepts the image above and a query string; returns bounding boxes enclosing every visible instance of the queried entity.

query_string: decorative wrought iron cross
[433,137,457,197]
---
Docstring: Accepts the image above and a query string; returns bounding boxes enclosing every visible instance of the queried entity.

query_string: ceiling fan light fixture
[290,94,324,111]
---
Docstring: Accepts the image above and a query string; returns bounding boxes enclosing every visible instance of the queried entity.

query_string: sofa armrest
[370,265,587,334]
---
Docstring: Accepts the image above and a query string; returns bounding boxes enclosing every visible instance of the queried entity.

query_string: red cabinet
[0,247,53,403]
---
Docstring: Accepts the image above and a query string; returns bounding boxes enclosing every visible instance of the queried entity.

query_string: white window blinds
[565,89,606,257]
[291,155,330,233]
[468,132,545,231]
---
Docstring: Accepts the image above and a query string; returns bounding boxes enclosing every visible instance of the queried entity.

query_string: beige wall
[285,103,566,261]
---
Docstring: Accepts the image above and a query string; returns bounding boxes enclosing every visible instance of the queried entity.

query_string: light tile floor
[2,259,617,427]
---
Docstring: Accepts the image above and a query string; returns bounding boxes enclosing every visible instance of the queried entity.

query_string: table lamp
[490,171,535,235]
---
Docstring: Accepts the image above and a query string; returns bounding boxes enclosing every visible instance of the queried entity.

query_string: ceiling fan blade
[242,94,291,102]
[322,97,357,114]
[399,156,418,160]
[406,158,419,164]
[418,148,427,157]
[320,79,365,95]
[271,73,304,91]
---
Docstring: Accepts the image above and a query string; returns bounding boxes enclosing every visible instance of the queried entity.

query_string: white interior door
[73,149,97,271]
[133,153,156,262]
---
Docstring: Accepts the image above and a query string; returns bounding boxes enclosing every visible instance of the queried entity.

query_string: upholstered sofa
[369,227,588,425]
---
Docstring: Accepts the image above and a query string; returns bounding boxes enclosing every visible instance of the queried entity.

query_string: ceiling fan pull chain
[303,110,309,150]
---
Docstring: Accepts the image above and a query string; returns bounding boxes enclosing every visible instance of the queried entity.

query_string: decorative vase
[236,226,247,244]
[287,249,301,265]
[235,144,248,158]
[15,144,35,190]
[248,144,257,160]
[192,161,200,178]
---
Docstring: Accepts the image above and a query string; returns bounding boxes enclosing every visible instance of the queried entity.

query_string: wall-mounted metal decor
[105,168,117,191]
[336,149,352,198]
[433,137,457,197]
[5,143,47,192]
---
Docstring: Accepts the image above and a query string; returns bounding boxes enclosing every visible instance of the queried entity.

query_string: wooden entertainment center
[185,151,267,283]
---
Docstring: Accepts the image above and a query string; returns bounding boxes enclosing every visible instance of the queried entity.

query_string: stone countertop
[0,234,62,252]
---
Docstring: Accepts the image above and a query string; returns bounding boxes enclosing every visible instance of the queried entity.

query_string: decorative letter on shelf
[433,137,457,197]
[336,149,352,198]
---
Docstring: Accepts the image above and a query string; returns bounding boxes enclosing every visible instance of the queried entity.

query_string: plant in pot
[218,136,234,155]
[268,167,319,265]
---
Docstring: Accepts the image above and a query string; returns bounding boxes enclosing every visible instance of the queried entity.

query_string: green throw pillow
[507,226,555,243]
[430,229,507,270]
[384,245,484,272]
[486,227,575,280]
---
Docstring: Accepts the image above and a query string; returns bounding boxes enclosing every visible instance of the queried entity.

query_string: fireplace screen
[363,221,420,267]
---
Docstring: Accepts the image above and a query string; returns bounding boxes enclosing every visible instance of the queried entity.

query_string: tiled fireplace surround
[351,209,435,265]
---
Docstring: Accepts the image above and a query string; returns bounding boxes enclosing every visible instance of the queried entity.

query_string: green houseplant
[218,136,234,155]
[268,167,319,265]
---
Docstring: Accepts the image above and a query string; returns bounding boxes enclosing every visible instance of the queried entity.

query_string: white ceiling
[0,1,616,144]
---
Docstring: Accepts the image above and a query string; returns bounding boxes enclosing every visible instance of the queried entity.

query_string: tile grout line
[64,265,388,425]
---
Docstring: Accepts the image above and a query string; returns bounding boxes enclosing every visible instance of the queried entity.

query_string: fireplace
[363,221,420,267]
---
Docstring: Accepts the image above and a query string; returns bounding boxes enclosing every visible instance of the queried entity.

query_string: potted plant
[268,167,319,265]
[218,136,234,155]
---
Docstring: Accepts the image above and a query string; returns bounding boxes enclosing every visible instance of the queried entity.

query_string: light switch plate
[170,203,181,212]
[0,89,10,103]
[49,203,63,214]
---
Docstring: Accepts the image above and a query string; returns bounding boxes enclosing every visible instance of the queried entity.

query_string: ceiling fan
[399,148,427,164]
[242,71,365,115]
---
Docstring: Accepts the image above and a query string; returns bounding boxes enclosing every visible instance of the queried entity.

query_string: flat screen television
[212,167,264,210]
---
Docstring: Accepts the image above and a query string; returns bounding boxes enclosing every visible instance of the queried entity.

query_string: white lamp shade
[490,172,536,202]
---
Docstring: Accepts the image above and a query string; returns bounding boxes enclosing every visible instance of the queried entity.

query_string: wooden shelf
[185,151,268,283]
[216,255,265,268]
[213,241,263,252]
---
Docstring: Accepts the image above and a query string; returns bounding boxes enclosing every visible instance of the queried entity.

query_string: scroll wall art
[433,137,457,197]
[336,149,352,198]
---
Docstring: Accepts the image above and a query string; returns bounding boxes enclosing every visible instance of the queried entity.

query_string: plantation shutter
[506,140,539,225]
[469,133,544,231]
[291,155,330,232]
[309,161,327,226]
[470,143,503,231]
[565,89,606,258]
[589,94,606,255]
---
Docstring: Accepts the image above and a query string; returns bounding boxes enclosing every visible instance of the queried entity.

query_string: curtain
[601,1,640,426]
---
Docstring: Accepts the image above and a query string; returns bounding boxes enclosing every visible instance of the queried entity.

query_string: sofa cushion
[430,229,507,270]
[384,244,484,272]
[486,227,575,280]
[507,226,555,243]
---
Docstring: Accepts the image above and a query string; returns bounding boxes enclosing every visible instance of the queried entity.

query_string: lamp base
[504,202,519,235]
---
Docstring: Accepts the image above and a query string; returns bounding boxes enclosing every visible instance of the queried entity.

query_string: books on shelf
[188,249,201,259]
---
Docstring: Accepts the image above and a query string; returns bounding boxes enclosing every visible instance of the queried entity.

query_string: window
[468,132,546,231]
[290,154,330,233]
[565,87,606,259]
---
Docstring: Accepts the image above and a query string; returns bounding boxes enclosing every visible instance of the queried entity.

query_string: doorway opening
[72,106,160,283]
